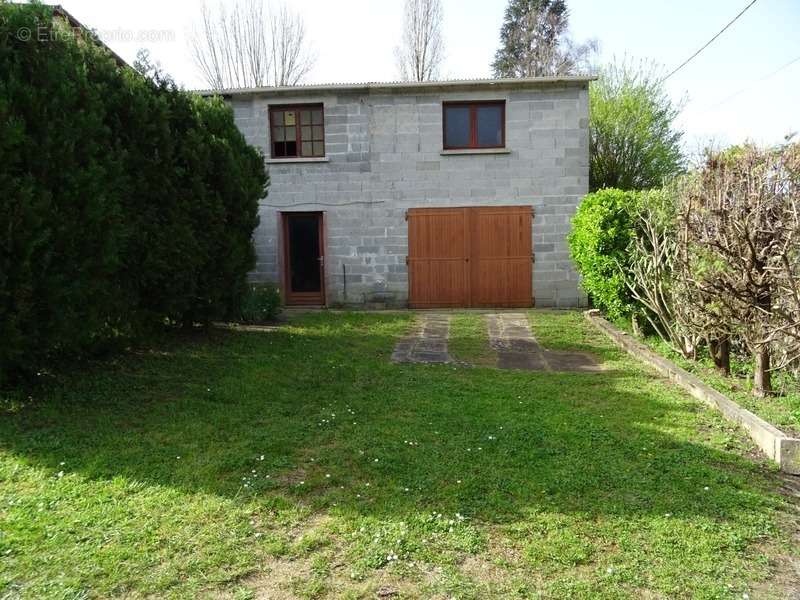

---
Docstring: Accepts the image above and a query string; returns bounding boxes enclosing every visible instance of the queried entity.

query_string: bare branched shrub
[675,143,800,396]
[395,0,445,82]
[190,0,315,90]
[625,187,700,357]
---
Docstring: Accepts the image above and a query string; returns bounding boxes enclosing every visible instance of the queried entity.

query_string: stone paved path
[486,313,602,372]
[391,314,452,364]
[486,313,549,370]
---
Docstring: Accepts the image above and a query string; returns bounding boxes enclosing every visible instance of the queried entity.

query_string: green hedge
[0,4,268,383]
[568,188,638,320]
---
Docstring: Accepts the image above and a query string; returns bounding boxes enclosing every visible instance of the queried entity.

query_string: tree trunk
[753,288,772,397]
[753,346,771,397]
[709,337,731,376]
[631,313,642,338]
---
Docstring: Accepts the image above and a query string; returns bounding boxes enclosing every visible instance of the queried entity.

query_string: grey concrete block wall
[227,79,590,308]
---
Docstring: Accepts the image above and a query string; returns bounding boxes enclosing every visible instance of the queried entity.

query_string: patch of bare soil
[249,556,315,600]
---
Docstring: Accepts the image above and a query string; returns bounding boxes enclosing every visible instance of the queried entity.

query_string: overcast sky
[55,0,800,149]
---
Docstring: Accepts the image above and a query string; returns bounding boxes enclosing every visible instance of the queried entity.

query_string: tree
[269,3,315,87]
[190,0,314,90]
[395,0,445,82]
[492,0,596,78]
[590,59,685,191]
[675,144,800,396]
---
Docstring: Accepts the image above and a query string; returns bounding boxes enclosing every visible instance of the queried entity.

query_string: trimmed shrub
[568,188,638,320]
[0,4,267,384]
[239,283,282,324]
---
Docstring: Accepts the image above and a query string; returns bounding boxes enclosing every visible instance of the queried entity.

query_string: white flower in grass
[374,459,379,463]
[326,474,331,478]
[704,486,710,491]
[56,471,64,478]
[606,567,614,574]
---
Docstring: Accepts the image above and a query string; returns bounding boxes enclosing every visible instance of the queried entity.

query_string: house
[48,5,129,68]
[217,76,593,308]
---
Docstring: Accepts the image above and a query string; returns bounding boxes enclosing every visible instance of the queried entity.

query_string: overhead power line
[702,53,800,112]
[661,0,760,83]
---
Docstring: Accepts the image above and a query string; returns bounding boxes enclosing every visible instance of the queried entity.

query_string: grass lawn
[637,333,800,438]
[1,310,798,599]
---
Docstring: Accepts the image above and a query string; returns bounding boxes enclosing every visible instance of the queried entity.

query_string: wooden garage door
[407,208,470,307]
[407,206,533,308]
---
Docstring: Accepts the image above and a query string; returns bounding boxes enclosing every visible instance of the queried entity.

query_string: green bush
[0,4,267,384]
[239,283,282,324]
[590,59,685,192]
[568,188,638,320]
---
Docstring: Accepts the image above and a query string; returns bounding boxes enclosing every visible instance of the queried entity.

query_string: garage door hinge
[531,253,536,263]
[405,256,409,265]
[404,210,409,221]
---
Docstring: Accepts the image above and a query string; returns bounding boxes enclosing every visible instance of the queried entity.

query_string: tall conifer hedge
[0,3,268,383]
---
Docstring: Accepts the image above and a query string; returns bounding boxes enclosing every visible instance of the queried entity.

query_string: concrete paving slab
[391,314,453,364]
[486,313,601,373]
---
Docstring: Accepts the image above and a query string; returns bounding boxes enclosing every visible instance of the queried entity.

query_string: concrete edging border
[584,309,800,474]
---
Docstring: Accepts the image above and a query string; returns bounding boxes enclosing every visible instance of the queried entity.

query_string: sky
[53,0,800,149]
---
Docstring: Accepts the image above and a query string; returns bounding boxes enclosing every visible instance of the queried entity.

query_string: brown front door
[282,212,325,306]
[407,206,533,308]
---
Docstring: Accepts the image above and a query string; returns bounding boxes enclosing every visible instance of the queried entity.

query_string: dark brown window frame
[442,100,506,150]
[268,103,325,159]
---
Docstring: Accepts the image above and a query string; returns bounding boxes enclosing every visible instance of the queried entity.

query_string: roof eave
[196,76,597,98]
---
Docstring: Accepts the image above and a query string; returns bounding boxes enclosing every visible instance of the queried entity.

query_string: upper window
[269,104,325,158]
[442,101,505,150]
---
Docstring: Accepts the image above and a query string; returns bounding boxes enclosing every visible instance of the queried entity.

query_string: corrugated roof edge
[195,75,597,97]
[49,4,129,68]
